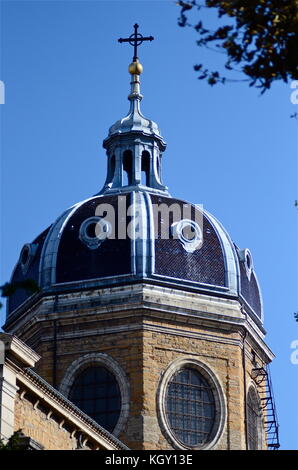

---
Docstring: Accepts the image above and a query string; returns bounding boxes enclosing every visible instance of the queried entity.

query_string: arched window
[165,367,216,447]
[107,154,115,184]
[141,151,150,186]
[123,150,133,186]
[156,155,161,179]
[247,387,261,450]
[69,366,121,433]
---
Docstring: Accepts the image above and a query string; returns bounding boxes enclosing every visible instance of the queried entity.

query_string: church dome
[6,56,263,327]
[7,191,263,325]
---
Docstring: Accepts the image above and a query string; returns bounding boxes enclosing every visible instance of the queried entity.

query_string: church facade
[0,27,279,451]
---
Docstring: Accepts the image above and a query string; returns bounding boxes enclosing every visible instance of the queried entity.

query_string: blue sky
[1,0,297,450]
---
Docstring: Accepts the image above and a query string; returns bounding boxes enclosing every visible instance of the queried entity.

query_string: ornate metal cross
[118,24,154,62]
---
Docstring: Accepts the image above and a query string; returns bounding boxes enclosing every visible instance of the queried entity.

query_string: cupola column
[133,141,142,186]
[113,147,123,188]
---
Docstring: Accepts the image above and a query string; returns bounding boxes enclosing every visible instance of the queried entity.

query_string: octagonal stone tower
[3,34,278,450]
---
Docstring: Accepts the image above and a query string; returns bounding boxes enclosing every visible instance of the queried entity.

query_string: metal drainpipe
[242,324,248,450]
[53,318,57,388]
[52,295,59,388]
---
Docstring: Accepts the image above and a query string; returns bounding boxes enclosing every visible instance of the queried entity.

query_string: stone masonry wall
[11,292,269,451]
[14,392,77,450]
[27,311,253,450]
[141,322,246,450]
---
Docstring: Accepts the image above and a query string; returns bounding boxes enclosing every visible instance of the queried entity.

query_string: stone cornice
[25,311,274,363]
[34,321,244,348]
[0,333,41,368]
[3,283,273,361]
[4,277,264,332]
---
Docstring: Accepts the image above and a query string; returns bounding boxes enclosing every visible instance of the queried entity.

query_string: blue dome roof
[7,191,263,324]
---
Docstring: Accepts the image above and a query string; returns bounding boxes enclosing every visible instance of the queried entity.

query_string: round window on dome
[86,222,98,239]
[20,245,30,266]
[19,243,38,274]
[79,217,112,250]
[171,219,203,253]
[239,248,254,280]
[181,225,196,241]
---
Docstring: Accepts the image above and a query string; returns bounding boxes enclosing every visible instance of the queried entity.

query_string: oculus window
[69,366,121,433]
[165,368,215,447]
[158,358,225,450]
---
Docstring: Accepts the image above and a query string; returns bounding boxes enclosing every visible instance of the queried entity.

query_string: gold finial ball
[128,61,143,75]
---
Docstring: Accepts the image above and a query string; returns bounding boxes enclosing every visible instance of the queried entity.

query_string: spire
[100,25,168,196]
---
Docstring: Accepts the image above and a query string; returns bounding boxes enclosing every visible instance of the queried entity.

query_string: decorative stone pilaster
[0,333,40,441]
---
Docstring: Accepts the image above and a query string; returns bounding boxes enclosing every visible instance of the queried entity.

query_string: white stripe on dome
[130,191,152,276]
[143,191,155,274]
